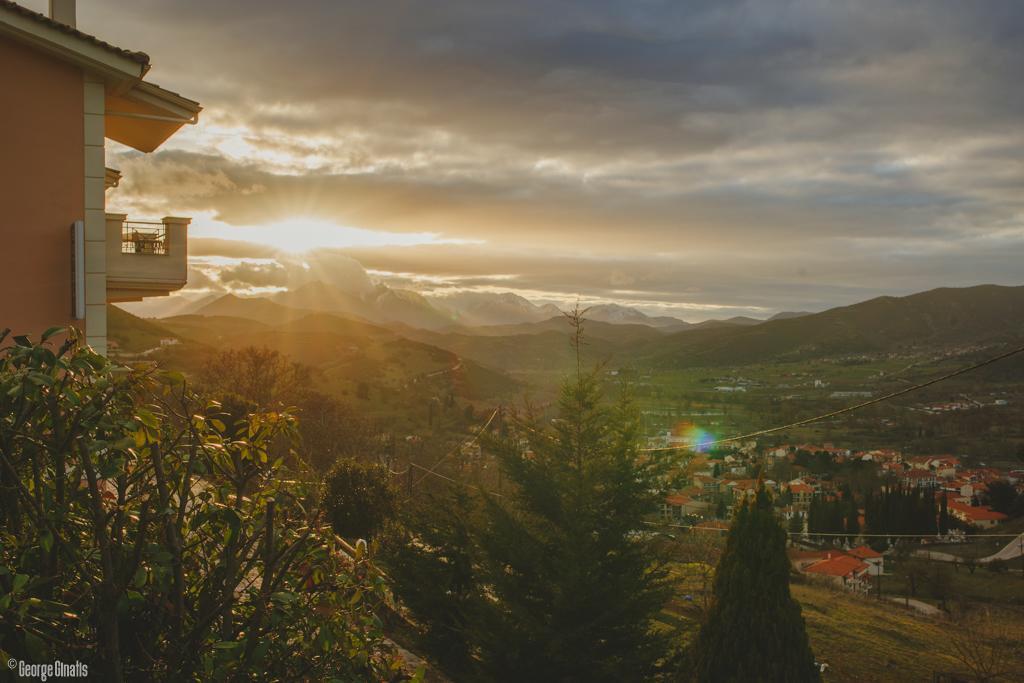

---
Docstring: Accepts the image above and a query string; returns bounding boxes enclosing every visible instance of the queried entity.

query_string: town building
[947,500,1008,529]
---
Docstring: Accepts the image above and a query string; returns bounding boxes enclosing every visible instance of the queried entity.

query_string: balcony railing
[121,220,168,255]
[107,214,190,303]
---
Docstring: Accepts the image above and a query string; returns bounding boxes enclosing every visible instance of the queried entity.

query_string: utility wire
[642,520,1023,538]
[399,343,1024,505]
[640,342,1024,452]
[408,460,505,498]
[410,406,500,488]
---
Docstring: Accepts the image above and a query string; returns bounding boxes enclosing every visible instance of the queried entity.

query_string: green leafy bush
[0,329,402,681]
[322,459,398,541]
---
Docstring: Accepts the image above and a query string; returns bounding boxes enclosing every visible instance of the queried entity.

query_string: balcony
[106,214,190,302]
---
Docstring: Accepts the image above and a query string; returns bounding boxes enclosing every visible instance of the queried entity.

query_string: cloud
[73,0,1024,315]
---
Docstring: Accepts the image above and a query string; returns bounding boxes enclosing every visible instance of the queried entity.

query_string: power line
[640,342,1024,452]
[642,520,1023,539]
[407,460,505,498]
[410,406,501,488]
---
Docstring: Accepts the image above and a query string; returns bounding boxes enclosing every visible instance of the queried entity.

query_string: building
[0,0,200,354]
[661,494,710,521]
[787,480,815,510]
[801,553,872,591]
[846,545,884,576]
[901,468,939,489]
[947,501,1008,529]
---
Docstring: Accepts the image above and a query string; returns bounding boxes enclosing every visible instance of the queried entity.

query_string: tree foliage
[864,485,938,536]
[693,489,820,683]
[385,317,676,681]
[199,346,310,410]
[0,330,401,681]
[322,459,398,540]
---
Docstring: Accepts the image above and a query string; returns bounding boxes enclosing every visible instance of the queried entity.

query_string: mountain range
[183,281,777,332]
[640,284,1024,368]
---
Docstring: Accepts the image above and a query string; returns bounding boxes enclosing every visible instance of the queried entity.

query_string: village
[657,439,1024,593]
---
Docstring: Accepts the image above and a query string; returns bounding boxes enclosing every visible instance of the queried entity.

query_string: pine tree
[475,356,674,681]
[694,489,820,682]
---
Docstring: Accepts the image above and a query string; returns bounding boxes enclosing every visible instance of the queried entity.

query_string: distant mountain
[686,316,763,330]
[429,291,562,326]
[769,311,813,321]
[643,285,1024,368]
[194,293,302,322]
[272,281,455,330]
[584,304,690,330]
[465,316,666,345]
[117,292,221,319]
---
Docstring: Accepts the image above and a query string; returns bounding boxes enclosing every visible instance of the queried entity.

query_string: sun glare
[189,214,479,253]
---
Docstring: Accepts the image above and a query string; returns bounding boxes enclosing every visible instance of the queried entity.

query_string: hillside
[399,315,668,374]
[643,285,1024,368]
[193,293,304,322]
[664,572,1024,682]
[129,307,520,406]
[107,305,181,353]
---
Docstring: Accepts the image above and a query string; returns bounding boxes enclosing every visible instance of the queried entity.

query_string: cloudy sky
[55,1,1024,318]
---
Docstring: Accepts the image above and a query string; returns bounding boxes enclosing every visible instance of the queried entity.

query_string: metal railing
[121,220,167,255]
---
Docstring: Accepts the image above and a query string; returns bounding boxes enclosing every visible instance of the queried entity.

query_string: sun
[190,214,478,254]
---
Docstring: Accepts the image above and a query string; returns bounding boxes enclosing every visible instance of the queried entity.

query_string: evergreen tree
[694,489,820,682]
[939,492,950,535]
[788,511,804,535]
[385,314,675,681]
[383,491,482,679]
[475,361,673,681]
[845,501,860,544]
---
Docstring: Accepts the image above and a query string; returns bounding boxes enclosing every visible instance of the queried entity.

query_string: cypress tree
[939,492,950,535]
[693,488,820,682]
[788,511,803,535]
[845,501,860,544]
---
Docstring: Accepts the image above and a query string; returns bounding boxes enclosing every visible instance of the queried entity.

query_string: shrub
[322,459,398,540]
[0,329,401,681]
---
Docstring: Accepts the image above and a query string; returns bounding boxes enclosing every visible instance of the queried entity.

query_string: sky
[50,0,1024,319]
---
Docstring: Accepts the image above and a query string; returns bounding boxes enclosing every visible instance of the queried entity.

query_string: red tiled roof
[665,494,691,506]
[948,501,1008,522]
[0,1,149,65]
[804,554,870,578]
[848,545,882,560]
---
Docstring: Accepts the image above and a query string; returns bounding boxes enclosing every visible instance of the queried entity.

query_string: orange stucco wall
[0,35,83,340]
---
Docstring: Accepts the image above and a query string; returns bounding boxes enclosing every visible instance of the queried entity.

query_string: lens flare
[671,420,716,452]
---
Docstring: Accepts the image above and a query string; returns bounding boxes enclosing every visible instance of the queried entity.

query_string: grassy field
[881,557,1024,607]
[791,582,1024,682]
[660,558,1024,681]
